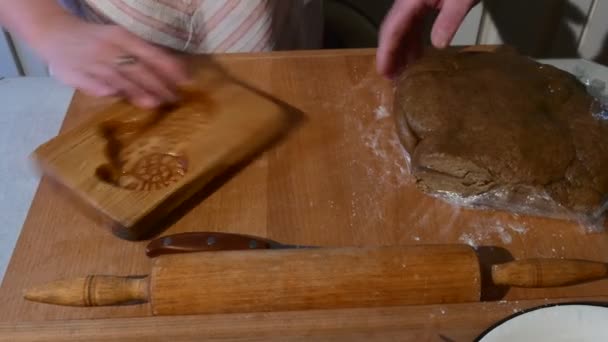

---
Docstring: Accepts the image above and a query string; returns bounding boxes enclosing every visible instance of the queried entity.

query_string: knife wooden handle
[492,259,608,288]
[24,275,149,306]
[145,232,272,257]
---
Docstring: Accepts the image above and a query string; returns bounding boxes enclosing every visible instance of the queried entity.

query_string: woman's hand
[36,17,190,108]
[377,0,477,79]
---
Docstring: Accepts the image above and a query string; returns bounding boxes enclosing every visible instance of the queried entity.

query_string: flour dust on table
[324,72,412,231]
[458,218,530,249]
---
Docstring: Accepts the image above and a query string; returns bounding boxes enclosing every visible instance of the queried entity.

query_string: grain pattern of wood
[2,297,607,342]
[32,59,294,240]
[149,245,481,314]
[2,49,608,326]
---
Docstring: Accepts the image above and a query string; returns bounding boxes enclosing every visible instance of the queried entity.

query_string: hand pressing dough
[394,47,608,217]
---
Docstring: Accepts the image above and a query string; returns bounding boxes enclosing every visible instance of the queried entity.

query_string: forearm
[0,0,78,47]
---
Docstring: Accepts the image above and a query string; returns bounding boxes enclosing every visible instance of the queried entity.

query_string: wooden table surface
[1,49,607,340]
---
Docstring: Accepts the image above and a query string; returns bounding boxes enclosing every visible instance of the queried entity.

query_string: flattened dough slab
[395,46,608,223]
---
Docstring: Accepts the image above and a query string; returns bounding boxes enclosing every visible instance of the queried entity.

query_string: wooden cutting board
[1,49,608,337]
[2,297,608,341]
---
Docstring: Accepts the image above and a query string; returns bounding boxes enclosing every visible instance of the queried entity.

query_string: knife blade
[145,232,315,257]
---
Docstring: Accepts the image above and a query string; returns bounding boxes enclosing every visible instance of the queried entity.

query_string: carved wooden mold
[96,90,215,191]
[32,65,292,240]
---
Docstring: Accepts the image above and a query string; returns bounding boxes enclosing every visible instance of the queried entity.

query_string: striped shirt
[58,0,323,53]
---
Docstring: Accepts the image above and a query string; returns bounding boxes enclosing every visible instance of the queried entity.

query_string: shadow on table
[476,246,514,301]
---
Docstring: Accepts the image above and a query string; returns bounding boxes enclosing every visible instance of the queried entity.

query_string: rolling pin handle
[24,275,149,307]
[491,259,608,288]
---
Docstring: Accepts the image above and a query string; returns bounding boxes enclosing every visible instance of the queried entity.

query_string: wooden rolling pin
[24,233,608,316]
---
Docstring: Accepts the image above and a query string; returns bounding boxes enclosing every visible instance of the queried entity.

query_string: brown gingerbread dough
[394,46,608,217]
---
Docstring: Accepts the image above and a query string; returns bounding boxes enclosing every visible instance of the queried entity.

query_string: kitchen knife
[145,232,314,257]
